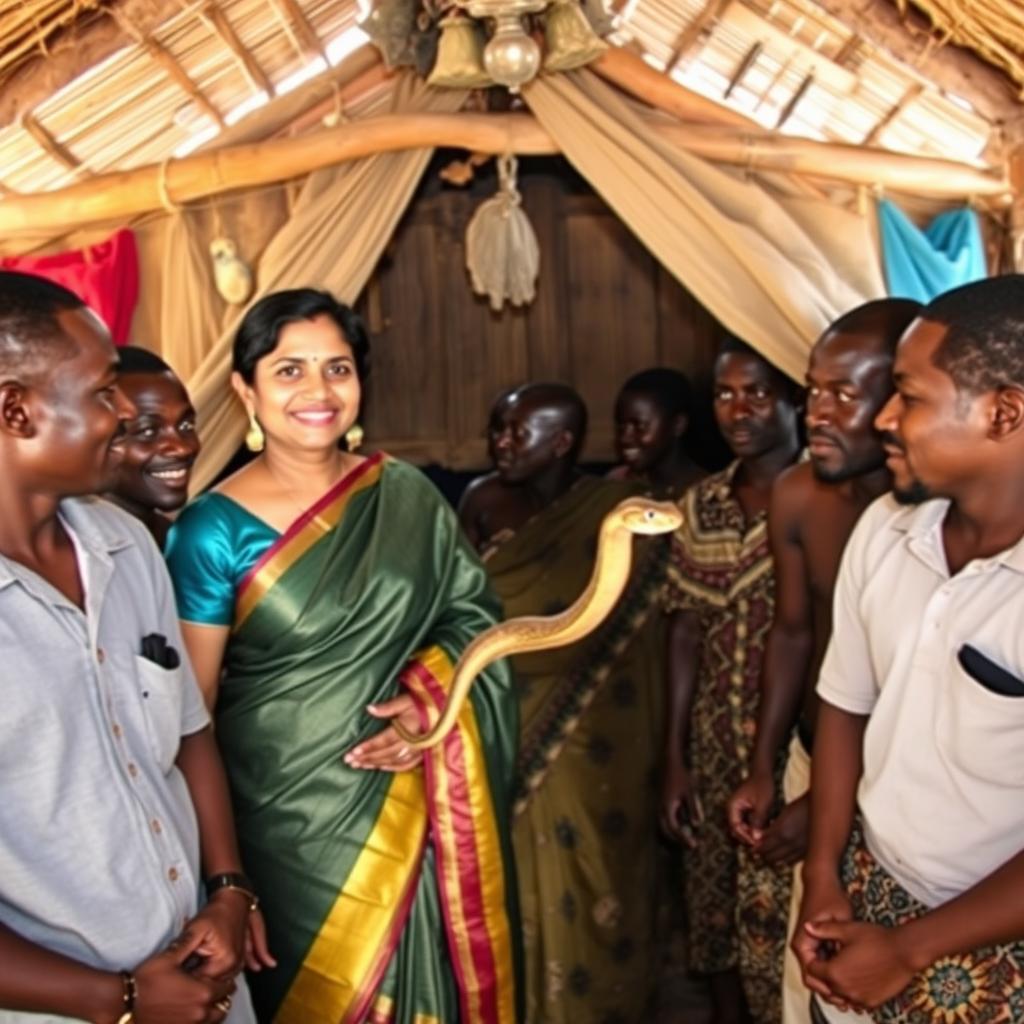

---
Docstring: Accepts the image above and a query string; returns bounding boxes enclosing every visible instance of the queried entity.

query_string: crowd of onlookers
[1,267,1022,1024]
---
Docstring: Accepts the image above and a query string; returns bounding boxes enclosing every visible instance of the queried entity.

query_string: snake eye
[644,510,655,521]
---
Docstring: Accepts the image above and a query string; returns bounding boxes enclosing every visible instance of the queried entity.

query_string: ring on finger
[216,997,232,1012]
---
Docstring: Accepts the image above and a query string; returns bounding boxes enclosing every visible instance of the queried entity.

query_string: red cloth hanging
[1,229,139,345]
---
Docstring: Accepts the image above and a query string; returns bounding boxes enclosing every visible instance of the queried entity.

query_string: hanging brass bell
[428,12,491,88]
[543,0,608,72]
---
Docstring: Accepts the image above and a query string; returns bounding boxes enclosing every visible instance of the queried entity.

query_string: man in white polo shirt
[793,274,1024,1024]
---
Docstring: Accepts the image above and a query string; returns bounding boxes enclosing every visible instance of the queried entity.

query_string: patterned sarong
[841,821,1024,1024]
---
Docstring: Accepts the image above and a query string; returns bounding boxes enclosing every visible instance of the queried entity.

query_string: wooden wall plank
[359,157,728,469]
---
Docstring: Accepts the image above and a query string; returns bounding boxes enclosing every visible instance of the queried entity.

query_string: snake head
[614,497,683,535]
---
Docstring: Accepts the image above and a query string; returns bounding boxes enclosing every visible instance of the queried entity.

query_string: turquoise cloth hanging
[878,198,986,303]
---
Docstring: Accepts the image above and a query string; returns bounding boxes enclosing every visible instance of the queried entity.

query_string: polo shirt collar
[894,495,1024,577]
[0,497,133,593]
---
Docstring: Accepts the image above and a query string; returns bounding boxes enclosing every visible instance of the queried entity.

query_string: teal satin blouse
[165,492,280,626]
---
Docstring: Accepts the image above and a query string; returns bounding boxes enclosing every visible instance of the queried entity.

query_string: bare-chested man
[457,388,553,552]
[726,298,921,1022]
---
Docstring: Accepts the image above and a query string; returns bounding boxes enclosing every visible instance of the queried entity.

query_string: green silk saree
[217,454,521,1024]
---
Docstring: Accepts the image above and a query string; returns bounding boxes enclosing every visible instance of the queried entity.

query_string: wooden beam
[831,33,861,69]
[593,46,758,129]
[724,40,763,100]
[145,35,226,127]
[666,0,732,69]
[1009,146,1024,271]
[812,0,1020,128]
[266,0,327,63]
[0,108,1010,240]
[862,81,924,145]
[204,45,383,150]
[20,111,88,176]
[199,0,275,97]
[110,8,227,129]
[282,64,393,138]
[775,71,814,128]
[0,0,184,128]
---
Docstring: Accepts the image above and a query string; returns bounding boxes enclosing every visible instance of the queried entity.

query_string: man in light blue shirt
[0,271,261,1023]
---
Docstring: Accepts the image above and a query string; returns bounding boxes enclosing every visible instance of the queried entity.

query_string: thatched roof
[0,0,1019,204]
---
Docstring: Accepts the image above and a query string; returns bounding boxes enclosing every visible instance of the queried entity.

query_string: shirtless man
[458,385,580,552]
[726,298,921,1022]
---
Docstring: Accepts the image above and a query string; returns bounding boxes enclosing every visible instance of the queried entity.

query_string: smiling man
[794,276,1024,1023]
[106,347,199,547]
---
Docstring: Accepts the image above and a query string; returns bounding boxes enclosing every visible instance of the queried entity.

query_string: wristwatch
[205,872,259,911]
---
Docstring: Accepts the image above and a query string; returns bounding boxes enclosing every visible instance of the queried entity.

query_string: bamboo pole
[266,0,327,63]
[1009,146,1024,271]
[206,45,383,150]
[666,0,732,69]
[199,0,274,97]
[109,6,226,128]
[144,34,227,127]
[0,109,1011,237]
[592,46,758,129]
[658,121,1010,197]
[775,71,814,129]
[20,111,88,175]
[862,82,923,146]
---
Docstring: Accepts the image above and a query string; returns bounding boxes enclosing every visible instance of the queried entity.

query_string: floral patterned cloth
[842,820,1024,1024]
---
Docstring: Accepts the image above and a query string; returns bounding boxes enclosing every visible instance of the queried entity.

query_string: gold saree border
[274,767,428,1024]
[233,452,386,632]
[401,646,517,1024]
[367,994,441,1024]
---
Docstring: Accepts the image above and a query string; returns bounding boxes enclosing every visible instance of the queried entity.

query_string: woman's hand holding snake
[345,695,425,771]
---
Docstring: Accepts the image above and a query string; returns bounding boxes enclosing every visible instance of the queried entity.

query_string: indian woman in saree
[166,288,522,1024]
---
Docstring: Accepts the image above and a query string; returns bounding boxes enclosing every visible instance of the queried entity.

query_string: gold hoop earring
[245,411,265,453]
[344,423,364,453]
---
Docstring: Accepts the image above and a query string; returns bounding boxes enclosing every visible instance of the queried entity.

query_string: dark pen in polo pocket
[957,644,1024,697]
[140,633,181,670]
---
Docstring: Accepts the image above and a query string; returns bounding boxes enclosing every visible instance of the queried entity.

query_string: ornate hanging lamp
[464,0,546,93]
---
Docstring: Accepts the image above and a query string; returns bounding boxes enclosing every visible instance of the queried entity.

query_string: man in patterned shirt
[661,336,801,1024]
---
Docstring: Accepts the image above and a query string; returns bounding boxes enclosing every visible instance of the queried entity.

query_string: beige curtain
[522,69,884,379]
[186,74,467,492]
[159,213,225,381]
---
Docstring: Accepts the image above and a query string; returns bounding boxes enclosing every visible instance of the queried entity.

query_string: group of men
[458,277,1024,1024]
[0,270,255,1024]
[2,264,1024,1024]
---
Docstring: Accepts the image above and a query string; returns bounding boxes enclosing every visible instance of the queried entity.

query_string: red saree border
[400,647,517,1024]
[233,452,385,631]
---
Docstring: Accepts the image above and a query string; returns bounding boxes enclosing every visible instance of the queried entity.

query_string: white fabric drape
[522,69,884,379]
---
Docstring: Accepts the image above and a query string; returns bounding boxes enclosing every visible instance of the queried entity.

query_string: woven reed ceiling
[0,0,1017,198]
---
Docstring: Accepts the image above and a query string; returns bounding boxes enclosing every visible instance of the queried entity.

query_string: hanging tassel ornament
[465,155,540,312]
